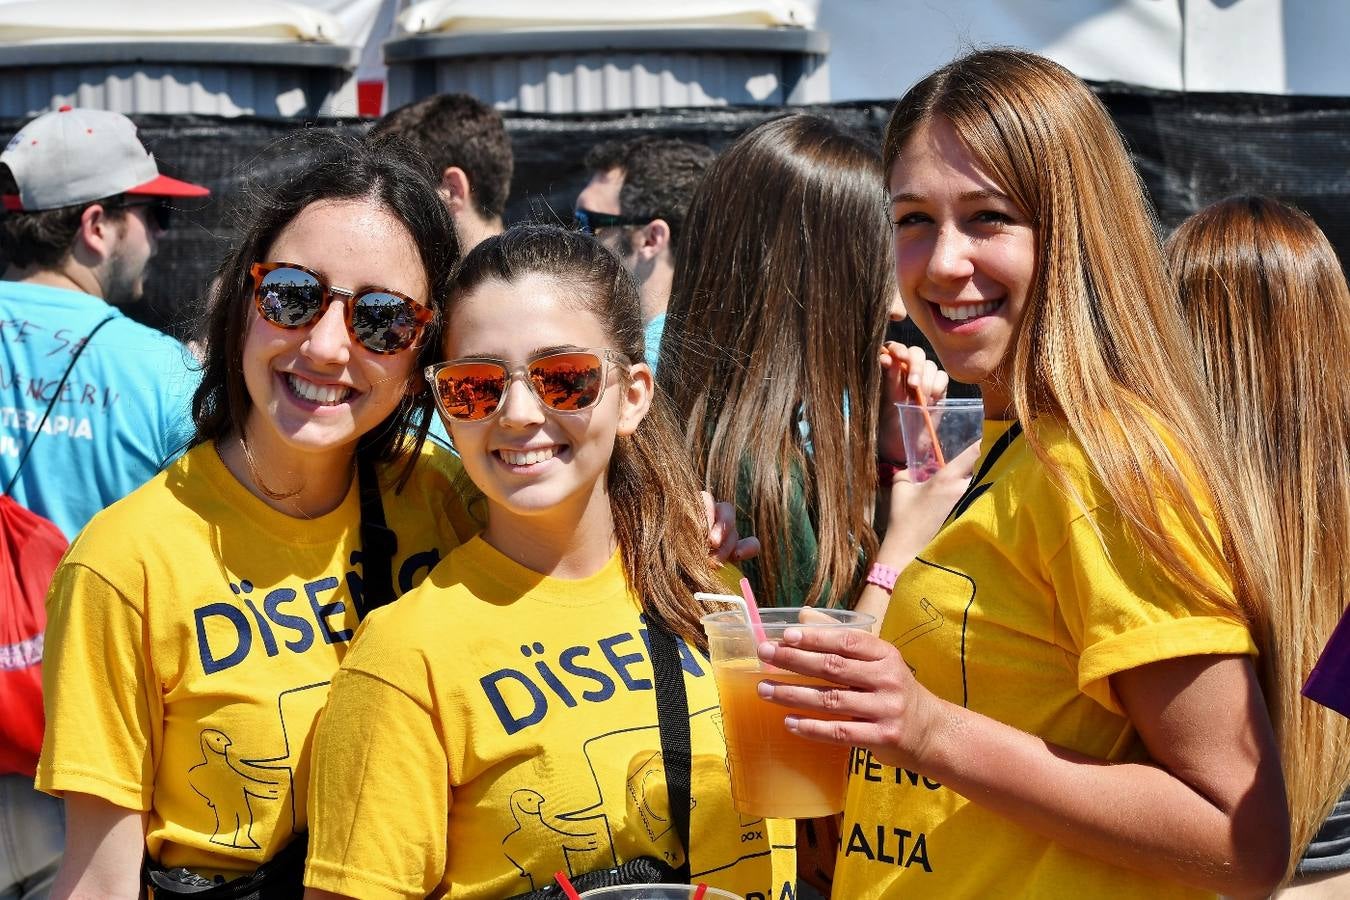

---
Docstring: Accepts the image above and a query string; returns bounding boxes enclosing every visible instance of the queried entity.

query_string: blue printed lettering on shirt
[479,631,708,736]
[190,553,436,675]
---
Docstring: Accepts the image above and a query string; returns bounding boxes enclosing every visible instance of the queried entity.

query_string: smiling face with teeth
[442,271,653,553]
[240,198,430,475]
[889,117,1037,418]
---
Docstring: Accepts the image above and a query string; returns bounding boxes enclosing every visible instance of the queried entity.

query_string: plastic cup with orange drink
[699,596,874,819]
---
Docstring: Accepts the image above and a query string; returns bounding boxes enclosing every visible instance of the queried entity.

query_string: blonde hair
[884,49,1264,626]
[1167,196,1350,873]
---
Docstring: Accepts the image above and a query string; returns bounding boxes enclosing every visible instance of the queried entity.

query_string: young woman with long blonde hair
[1167,195,1350,894]
[751,49,1289,898]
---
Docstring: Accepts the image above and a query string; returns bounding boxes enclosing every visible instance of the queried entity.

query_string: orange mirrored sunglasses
[424,349,626,422]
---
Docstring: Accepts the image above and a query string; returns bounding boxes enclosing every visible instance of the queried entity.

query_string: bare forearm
[50,793,145,900]
[919,700,1283,896]
[854,528,926,626]
[859,444,981,624]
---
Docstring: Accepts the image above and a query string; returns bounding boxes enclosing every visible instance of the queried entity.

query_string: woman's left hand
[754,625,946,772]
[703,491,761,564]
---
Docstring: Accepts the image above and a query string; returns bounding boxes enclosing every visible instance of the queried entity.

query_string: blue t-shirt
[427,413,454,452]
[644,312,666,371]
[0,282,199,538]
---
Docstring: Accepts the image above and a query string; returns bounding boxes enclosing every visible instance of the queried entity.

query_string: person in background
[755,49,1288,899]
[0,105,208,900]
[304,225,794,900]
[0,106,207,540]
[370,93,512,253]
[660,114,923,611]
[1167,196,1350,896]
[575,136,715,368]
[370,93,512,451]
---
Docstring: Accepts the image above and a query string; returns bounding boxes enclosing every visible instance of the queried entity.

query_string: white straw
[695,592,753,629]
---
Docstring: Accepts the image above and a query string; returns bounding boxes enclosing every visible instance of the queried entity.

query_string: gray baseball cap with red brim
[1,105,208,212]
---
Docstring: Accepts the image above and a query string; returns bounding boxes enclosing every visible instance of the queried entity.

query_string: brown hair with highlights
[1168,196,1350,874]
[661,113,891,608]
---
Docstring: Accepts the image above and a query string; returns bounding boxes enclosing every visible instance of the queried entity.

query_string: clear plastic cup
[578,887,743,899]
[700,607,874,819]
[896,397,984,482]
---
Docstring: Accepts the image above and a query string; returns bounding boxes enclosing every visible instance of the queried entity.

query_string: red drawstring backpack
[0,316,111,776]
[0,495,66,776]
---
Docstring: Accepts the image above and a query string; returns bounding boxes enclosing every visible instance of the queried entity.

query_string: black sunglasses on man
[572,207,647,235]
[109,196,173,232]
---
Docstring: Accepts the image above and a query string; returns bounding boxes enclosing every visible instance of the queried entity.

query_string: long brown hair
[1167,196,1350,875]
[446,225,724,648]
[660,114,891,608]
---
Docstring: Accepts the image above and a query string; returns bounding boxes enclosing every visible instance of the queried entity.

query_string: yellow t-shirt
[834,420,1256,899]
[305,537,797,900]
[36,442,476,878]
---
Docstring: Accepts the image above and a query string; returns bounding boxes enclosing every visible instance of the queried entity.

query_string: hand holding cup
[754,624,947,774]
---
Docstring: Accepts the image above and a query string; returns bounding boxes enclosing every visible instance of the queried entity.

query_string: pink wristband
[865,562,899,592]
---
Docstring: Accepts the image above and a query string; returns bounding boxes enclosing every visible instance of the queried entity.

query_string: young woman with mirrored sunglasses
[304,225,794,900]
[37,130,478,899]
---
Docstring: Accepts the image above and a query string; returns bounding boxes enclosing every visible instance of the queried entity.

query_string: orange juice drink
[701,605,874,820]
[713,659,853,818]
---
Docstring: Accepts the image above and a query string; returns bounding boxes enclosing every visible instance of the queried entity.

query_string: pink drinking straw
[693,885,709,900]
[740,577,769,644]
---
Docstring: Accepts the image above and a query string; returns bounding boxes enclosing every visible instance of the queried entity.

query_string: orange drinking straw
[897,358,946,468]
[913,384,946,467]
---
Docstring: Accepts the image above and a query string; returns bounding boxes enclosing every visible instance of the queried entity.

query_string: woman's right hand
[755,624,945,772]
[878,342,949,467]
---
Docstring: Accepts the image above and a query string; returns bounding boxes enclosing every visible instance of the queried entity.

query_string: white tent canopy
[397,0,815,36]
[815,0,1350,99]
[0,0,343,42]
[0,0,356,117]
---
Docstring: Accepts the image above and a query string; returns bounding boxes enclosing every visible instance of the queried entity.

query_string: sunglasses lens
[352,292,424,353]
[434,362,508,421]
[257,267,324,327]
[573,211,593,234]
[528,352,605,411]
[151,201,171,231]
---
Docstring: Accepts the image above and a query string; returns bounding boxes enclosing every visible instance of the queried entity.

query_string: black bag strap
[945,420,1022,526]
[4,315,115,496]
[355,450,398,618]
[144,830,307,898]
[646,614,694,882]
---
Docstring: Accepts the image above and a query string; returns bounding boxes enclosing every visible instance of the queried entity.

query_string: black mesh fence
[5,82,1350,351]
